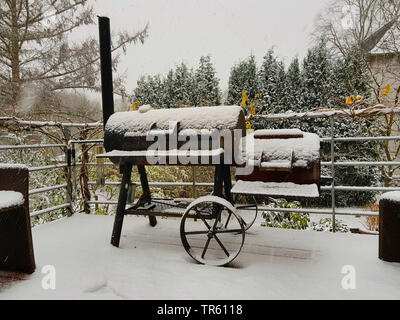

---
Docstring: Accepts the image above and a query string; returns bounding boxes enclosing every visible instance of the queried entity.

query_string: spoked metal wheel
[233,194,258,231]
[180,196,245,266]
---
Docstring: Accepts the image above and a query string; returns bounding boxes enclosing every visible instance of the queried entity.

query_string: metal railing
[0,143,72,218]
[1,108,399,232]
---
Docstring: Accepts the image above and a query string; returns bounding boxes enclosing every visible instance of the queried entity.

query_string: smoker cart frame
[97,16,319,267]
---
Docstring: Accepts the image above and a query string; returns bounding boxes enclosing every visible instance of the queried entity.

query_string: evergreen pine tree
[257,49,286,113]
[164,70,177,108]
[172,63,196,107]
[299,41,335,113]
[226,55,259,105]
[195,56,221,106]
[132,75,165,108]
[333,49,371,103]
[133,75,155,106]
[283,57,302,113]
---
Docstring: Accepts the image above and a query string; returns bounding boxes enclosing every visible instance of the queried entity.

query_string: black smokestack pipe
[98,16,114,130]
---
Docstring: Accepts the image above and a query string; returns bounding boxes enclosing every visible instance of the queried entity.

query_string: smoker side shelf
[97,149,225,159]
[96,149,225,166]
[231,180,320,199]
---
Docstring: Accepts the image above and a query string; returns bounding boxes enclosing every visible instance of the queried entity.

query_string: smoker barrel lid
[104,105,246,153]
[106,105,245,133]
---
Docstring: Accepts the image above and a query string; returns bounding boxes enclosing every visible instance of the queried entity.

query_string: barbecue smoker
[97,17,321,266]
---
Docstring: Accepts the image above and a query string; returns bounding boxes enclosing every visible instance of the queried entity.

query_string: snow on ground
[0,213,399,300]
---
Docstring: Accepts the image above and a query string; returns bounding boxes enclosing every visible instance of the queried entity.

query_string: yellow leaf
[241,90,248,108]
[130,101,140,110]
[381,84,392,97]
[346,96,352,105]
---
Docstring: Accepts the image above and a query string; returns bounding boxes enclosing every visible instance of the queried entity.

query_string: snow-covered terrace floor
[1,213,399,300]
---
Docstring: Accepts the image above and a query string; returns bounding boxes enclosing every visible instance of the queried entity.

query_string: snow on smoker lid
[0,163,28,170]
[0,191,24,211]
[244,130,320,168]
[105,106,245,135]
[380,191,400,202]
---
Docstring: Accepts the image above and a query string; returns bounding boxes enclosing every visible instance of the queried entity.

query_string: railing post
[82,146,91,214]
[63,127,74,217]
[65,146,73,216]
[330,118,336,232]
[192,167,197,199]
[80,134,91,214]
[71,142,77,198]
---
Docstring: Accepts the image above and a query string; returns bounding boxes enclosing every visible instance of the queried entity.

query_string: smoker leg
[213,164,224,197]
[137,165,157,227]
[149,215,157,227]
[223,165,233,204]
[212,165,224,219]
[221,165,234,224]
[111,163,132,247]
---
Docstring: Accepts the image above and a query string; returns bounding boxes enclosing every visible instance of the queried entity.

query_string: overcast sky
[91,0,331,94]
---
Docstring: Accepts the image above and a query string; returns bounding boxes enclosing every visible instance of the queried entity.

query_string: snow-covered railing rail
[0,143,65,150]
[0,117,102,129]
[29,183,68,196]
[30,203,72,218]
[247,104,400,121]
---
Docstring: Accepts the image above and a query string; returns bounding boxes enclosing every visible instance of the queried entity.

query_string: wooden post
[379,196,400,262]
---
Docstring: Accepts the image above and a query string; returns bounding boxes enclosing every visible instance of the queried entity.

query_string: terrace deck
[0,213,399,299]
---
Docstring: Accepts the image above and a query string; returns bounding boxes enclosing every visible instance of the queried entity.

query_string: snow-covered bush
[261,199,310,230]
[311,217,350,233]
[261,198,350,233]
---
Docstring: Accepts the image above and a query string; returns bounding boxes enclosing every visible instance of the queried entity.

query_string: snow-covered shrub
[261,199,350,233]
[261,199,310,230]
[311,217,349,233]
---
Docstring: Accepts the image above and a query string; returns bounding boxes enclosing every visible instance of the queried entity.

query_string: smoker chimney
[98,16,115,129]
